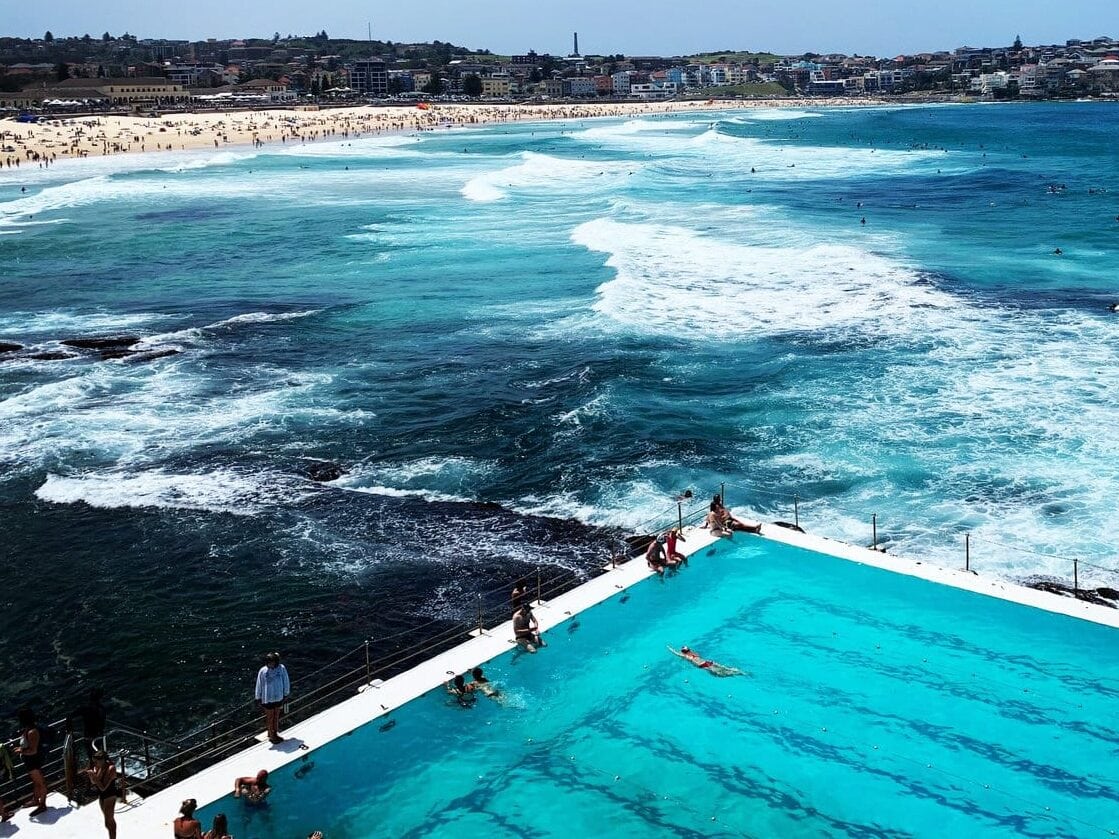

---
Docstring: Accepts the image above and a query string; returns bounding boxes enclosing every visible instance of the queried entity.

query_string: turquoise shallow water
[2,102,1119,729]
[199,537,1119,838]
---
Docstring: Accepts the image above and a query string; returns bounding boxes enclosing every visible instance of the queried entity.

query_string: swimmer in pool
[669,645,745,677]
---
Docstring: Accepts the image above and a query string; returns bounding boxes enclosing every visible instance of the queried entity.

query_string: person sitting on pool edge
[513,604,546,653]
[665,527,687,566]
[669,645,745,677]
[233,769,271,803]
[711,494,761,535]
[646,534,682,575]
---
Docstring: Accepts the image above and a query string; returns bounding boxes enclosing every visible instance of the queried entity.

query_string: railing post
[118,751,128,802]
[677,501,683,531]
[143,731,151,773]
[872,514,877,550]
[1074,558,1079,595]
[720,482,725,504]
[365,639,371,681]
[477,594,484,635]
[794,494,799,529]
[965,533,970,572]
[536,566,542,604]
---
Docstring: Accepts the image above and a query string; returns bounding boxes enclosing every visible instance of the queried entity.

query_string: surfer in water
[669,646,746,677]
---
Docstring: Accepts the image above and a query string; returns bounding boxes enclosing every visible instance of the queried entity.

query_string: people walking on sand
[669,645,745,677]
[14,707,48,816]
[255,652,290,744]
[513,604,546,652]
[174,799,203,838]
[84,750,119,839]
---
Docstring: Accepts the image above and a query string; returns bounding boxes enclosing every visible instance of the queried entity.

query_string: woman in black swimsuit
[84,750,119,839]
[14,708,47,816]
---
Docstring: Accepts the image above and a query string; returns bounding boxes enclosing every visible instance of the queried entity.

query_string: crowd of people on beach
[0,99,787,167]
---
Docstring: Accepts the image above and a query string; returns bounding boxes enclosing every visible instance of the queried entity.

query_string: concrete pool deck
[11,515,1119,837]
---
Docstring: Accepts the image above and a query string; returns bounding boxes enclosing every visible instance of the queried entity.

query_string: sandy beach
[0,98,885,168]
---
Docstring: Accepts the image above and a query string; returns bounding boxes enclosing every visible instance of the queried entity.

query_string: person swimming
[446,674,476,706]
[470,667,500,699]
[669,645,745,677]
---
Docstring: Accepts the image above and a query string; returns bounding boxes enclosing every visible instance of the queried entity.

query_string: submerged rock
[61,336,140,350]
[0,341,22,353]
[305,460,346,483]
[120,348,181,363]
[25,351,78,361]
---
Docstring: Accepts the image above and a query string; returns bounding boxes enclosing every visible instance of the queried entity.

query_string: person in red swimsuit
[665,528,687,565]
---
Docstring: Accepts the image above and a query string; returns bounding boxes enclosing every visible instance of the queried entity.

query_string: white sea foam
[0,310,183,337]
[331,456,494,504]
[0,361,356,478]
[572,217,956,339]
[35,468,313,515]
[279,135,422,158]
[731,109,824,122]
[135,309,321,348]
[461,151,638,202]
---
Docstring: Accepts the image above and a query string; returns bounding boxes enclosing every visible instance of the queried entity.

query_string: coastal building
[611,70,633,95]
[237,78,294,101]
[563,77,596,97]
[349,59,388,97]
[481,74,511,97]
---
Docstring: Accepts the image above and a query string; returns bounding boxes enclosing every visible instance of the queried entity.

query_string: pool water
[199,538,1119,838]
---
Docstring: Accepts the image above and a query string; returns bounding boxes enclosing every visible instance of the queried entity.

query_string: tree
[423,71,443,94]
[387,75,405,96]
[462,74,482,97]
[56,62,69,81]
[1013,34,1023,51]
[44,31,54,42]
[102,31,111,42]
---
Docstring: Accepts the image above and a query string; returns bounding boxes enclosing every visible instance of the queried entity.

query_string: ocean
[2,102,1118,734]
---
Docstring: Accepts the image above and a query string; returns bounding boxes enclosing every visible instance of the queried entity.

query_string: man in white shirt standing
[255,652,290,744]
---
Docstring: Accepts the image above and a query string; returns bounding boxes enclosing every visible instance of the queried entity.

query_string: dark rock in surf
[62,336,140,351]
[0,341,22,353]
[1024,577,1118,609]
[121,348,181,363]
[25,351,78,361]
[305,460,346,483]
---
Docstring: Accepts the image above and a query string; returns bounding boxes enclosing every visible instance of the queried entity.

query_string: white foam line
[22,516,1119,837]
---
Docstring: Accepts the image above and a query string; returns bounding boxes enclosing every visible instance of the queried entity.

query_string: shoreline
[0,98,890,167]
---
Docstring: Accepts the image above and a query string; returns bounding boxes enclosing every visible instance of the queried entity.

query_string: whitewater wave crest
[572,217,957,339]
[461,152,638,202]
[35,468,314,515]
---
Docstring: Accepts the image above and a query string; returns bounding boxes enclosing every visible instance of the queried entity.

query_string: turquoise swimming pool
[200,538,1119,838]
